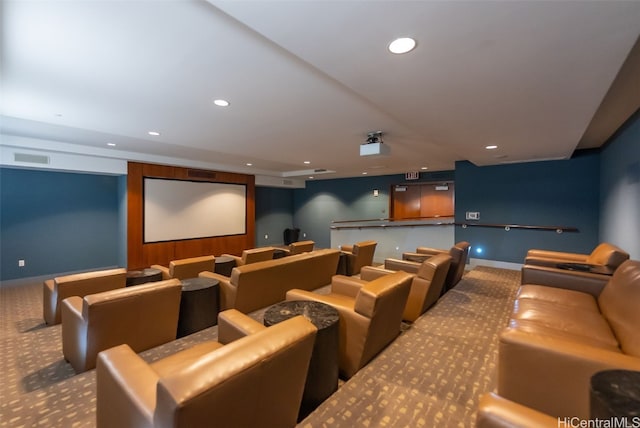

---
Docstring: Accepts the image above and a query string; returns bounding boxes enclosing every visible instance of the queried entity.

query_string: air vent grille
[14,153,50,164]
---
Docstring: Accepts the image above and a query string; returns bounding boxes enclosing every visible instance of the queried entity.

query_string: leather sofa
[221,247,275,267]
[43,268,127,325]
[61,279,182,373]
[497,259,640,418]
[357,253,452,322]
[96,309,317,428]
[151,255,215,280]
[475,393,557,428]
[200,248,340,313]
[398,241,470,293]
[339,240,377,275]
[524,242,629,271]
[286,270,413,379]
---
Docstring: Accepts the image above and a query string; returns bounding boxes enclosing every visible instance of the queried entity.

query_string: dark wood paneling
[420,183,454,218]
[127,162,255,270]
[390,182,455,220]
[390,185,421,219]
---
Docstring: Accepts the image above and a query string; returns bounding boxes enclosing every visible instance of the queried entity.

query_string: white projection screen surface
[144,178,246,243]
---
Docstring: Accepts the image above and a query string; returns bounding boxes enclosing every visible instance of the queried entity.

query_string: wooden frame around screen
[127,162,255,270]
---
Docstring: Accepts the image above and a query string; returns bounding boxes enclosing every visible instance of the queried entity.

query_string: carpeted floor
[0,266,519,427]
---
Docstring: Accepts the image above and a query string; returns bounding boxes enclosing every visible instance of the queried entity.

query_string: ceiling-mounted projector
[360,131,389,156]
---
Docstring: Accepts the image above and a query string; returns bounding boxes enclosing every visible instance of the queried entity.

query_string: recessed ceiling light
[362,172,368,175]
[308,176,314,179]
[246,163,252,166]
[213,99,230,107]
[421,166,428,170]
[107,143,116,147]
[148,131,160,136]
[388,37,416,54]
[303,161,311,165]
[485,145,498,150]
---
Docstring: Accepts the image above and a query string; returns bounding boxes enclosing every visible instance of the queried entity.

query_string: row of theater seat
[477,242,638,424]
[42,239,476,427]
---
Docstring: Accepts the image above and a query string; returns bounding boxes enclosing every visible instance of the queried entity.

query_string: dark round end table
[176,277,220,338]
[264,300,339,421]
[214,255,236,277]
[590,369,640,417]
[126,268,162,286]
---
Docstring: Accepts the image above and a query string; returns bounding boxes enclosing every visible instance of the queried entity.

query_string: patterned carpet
[0,266,519,427]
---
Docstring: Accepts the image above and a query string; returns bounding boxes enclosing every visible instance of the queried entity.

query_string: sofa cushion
[512,299,618,348]
[507,319,621,352]
[517,284,600,312]
[598,260,640,357]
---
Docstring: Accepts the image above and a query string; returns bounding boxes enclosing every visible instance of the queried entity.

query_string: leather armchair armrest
[524,256,576,268]
[385,258,421,274]
[476,393,558,428]
[416,247,447,256]
[401,252,431,263]
[61,296,87,371]
[520,265,609,297]
[150,264,170,280]
[217,309,266,345]
[498,328,640,418]
[43,279,57,325]
[525,249,587,262]
[331,275,365,298]
[340,245,354,253]
[360,266,394,281]
[96,344,158,428]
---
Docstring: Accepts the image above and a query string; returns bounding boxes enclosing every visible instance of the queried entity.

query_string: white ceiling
[2,0,639,180]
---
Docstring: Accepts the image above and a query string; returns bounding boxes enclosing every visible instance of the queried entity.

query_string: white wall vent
[14,153,50,164]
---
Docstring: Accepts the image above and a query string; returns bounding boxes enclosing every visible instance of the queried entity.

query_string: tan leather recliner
[340,240,377,276]
[62,279,182,373]
[151,255,215,280]
[498,259,640,418]
[524,242,629,270]
[285,240,315,256]
[222,247,275,267]
[400,241,470,293]
[43,268,127,325]
[286,270,412,379]
[96,310,317,428]
[361,253,452,322]
[475,393,558,428]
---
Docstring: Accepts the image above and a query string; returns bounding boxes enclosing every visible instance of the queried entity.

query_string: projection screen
[144,178,246,243]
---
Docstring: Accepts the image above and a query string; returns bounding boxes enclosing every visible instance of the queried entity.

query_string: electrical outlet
[466,211,480,220]
[18,259,25,267]
[264,234,268,240]
[303,233,306,238]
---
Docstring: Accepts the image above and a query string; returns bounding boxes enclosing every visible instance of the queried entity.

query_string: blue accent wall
[600,110,640,259]
[455,154,601,263]
[255,186,294,246]
[293,171,455,249]
[0,168,122,281]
